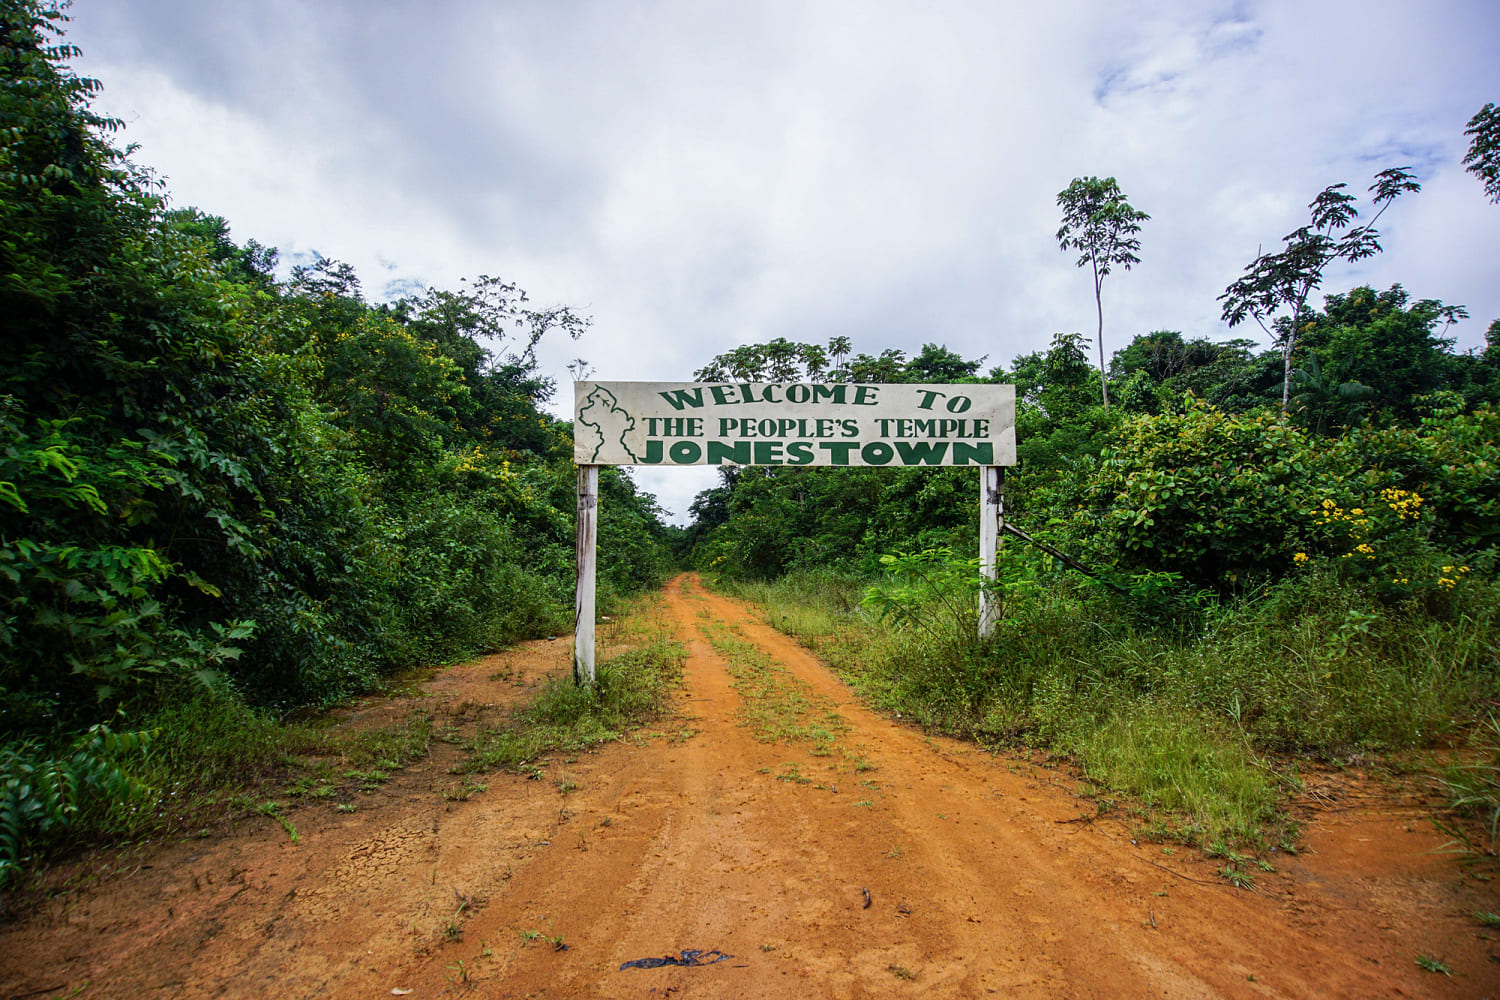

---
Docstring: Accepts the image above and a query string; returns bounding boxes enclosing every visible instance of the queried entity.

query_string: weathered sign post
[573,381,1016,684]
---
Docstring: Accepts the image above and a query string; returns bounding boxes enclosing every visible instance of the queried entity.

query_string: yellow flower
[1293,552,1310,564]
[1350,508,1363,516]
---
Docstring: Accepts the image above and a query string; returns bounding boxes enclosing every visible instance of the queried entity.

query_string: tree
[1464,102,1500,204]
[1297,284,1469,422]
[843,348,908,384]
[164,208,278,289]
[1056,176,1150,411]
[1287,355,1375,435]
[826,336,852,375]
[905,342,985,382]
[1218,167,1420,412]
[694,338,828,383]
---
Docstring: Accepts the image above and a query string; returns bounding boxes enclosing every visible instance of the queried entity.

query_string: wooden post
[574,465,599,686]
[978,465,1005,639]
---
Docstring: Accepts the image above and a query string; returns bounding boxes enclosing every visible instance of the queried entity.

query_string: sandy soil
[2,573,1497,998]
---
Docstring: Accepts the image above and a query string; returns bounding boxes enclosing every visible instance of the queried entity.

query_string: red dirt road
[2,573,1497,998]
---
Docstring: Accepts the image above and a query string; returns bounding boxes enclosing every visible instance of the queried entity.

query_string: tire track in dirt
[2,573,1496,998]
[379,573,1500,998]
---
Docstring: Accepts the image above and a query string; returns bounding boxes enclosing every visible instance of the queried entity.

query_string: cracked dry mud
[2,573,1498,998]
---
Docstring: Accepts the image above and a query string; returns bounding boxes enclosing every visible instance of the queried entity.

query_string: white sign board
[574,381,1016,468]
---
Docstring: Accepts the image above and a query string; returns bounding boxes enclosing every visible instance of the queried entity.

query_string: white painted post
[978,465,1005,638]
[574,465,599,686]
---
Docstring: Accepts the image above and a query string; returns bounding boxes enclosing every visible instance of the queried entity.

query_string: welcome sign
[574,381,1016,467]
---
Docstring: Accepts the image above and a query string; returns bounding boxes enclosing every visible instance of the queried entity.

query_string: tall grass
[721,566,1500,846]
[459,600,687,773]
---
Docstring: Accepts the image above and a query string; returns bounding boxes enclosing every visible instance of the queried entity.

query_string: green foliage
[862,548,981,640]
[1066,401,1500,592]
[694,337,831,382]
[694,336,984,388]
[1464,101,1500,204]
[1073,403,1319,587]
[0,725,151,887]
[1288,356,1375,434]
[459,636,686,773]
[0,1,674,883]
[1297,285,1472,422]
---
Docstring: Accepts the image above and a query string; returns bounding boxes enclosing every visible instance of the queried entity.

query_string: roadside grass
[698,623,847,751]
[458,596,686,774]
[329,710,439,791]
[1429,712,1500,865]
[112,691,322,837]
[81,594,684,847]
[717,567,1500,849]
[116,697,445,838]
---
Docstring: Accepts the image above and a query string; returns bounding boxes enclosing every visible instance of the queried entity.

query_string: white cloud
[66,0,1500,522]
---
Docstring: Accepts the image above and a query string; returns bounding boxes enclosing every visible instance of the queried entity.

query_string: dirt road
[3,573,1497,998]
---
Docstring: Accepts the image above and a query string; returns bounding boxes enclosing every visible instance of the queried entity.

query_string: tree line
[0,0,671,885]
[682,120,1499,580]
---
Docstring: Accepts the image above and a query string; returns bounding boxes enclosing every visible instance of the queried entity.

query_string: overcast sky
[68,0,1500,524]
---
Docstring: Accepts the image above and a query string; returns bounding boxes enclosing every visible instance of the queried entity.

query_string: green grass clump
[119,691,320,835]
[458,637,686,773]
[1431,713,1500,862]
[700,629,847,751]
[1077,704,1279,843]
[732,564,1500,847]
[725,569,868,642]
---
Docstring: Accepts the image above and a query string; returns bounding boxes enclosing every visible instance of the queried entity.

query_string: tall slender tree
[1056,176,1150,411]
[1464,102,1500,204]
[1218,167,1419,411]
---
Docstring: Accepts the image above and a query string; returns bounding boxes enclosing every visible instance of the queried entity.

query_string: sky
[66,0,1500,525]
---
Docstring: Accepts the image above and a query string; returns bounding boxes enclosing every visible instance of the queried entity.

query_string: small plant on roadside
[1415,954,1451,975]
[863,548,981,641]
[0,725,153,887]
[776,764,811,785]
[443,894,473,942]
[458,637,684,774]
[1218,864,1254,890]
[1207,841,1250,864]
[255,802,299,843]
[1432,712,1500,863]
[442,780,487,802]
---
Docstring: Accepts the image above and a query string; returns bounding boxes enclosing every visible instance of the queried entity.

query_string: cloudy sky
[68,0,1500,523]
